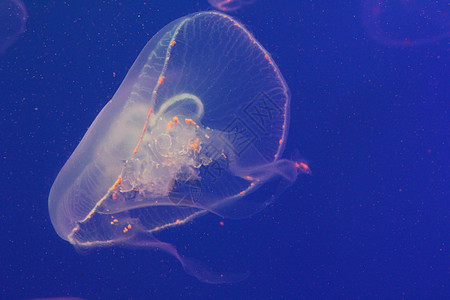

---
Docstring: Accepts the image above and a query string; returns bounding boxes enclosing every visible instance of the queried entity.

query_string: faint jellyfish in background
[208,0,256,12]
[30,297,85,300]
[361,0,449,47]
[49,11,309,284]
[0,0,27,54]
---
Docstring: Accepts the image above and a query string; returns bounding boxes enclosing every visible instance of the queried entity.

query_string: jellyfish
[207,0,257,12]
[49,11,308,283]
[361,0,449,47]
[0,0,27,54]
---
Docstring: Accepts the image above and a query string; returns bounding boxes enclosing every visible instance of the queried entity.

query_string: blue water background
[0,0,447,298]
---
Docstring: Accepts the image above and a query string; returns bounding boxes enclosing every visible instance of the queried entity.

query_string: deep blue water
[1,0,448,298]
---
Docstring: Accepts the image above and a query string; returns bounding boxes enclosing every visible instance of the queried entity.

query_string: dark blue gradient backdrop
[0,0,447,298]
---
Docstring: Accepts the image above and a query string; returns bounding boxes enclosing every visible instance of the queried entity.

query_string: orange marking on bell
[123,227,128,233]
[167,120,174,130]
[113,219,118,223]
[175,219,181,224]
[190,138,200,152]
[158,76,165,84]
[127,224,132,229]
[221,153,227,159]
[297,161,311,173]
[171,40,176,47]
[245,175,253,181]
[110,221,114,225]
[279,139,283,145]
[173,116,180,124]
[112,176,122,190]
[185,118,196,125]
[112,193,116,200]
[134,107,154,154]
[205,134,210,139]
[265,54,269,60]
[219,221,224,226]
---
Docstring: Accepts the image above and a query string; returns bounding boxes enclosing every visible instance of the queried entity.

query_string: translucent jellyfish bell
[49,11,308,283]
